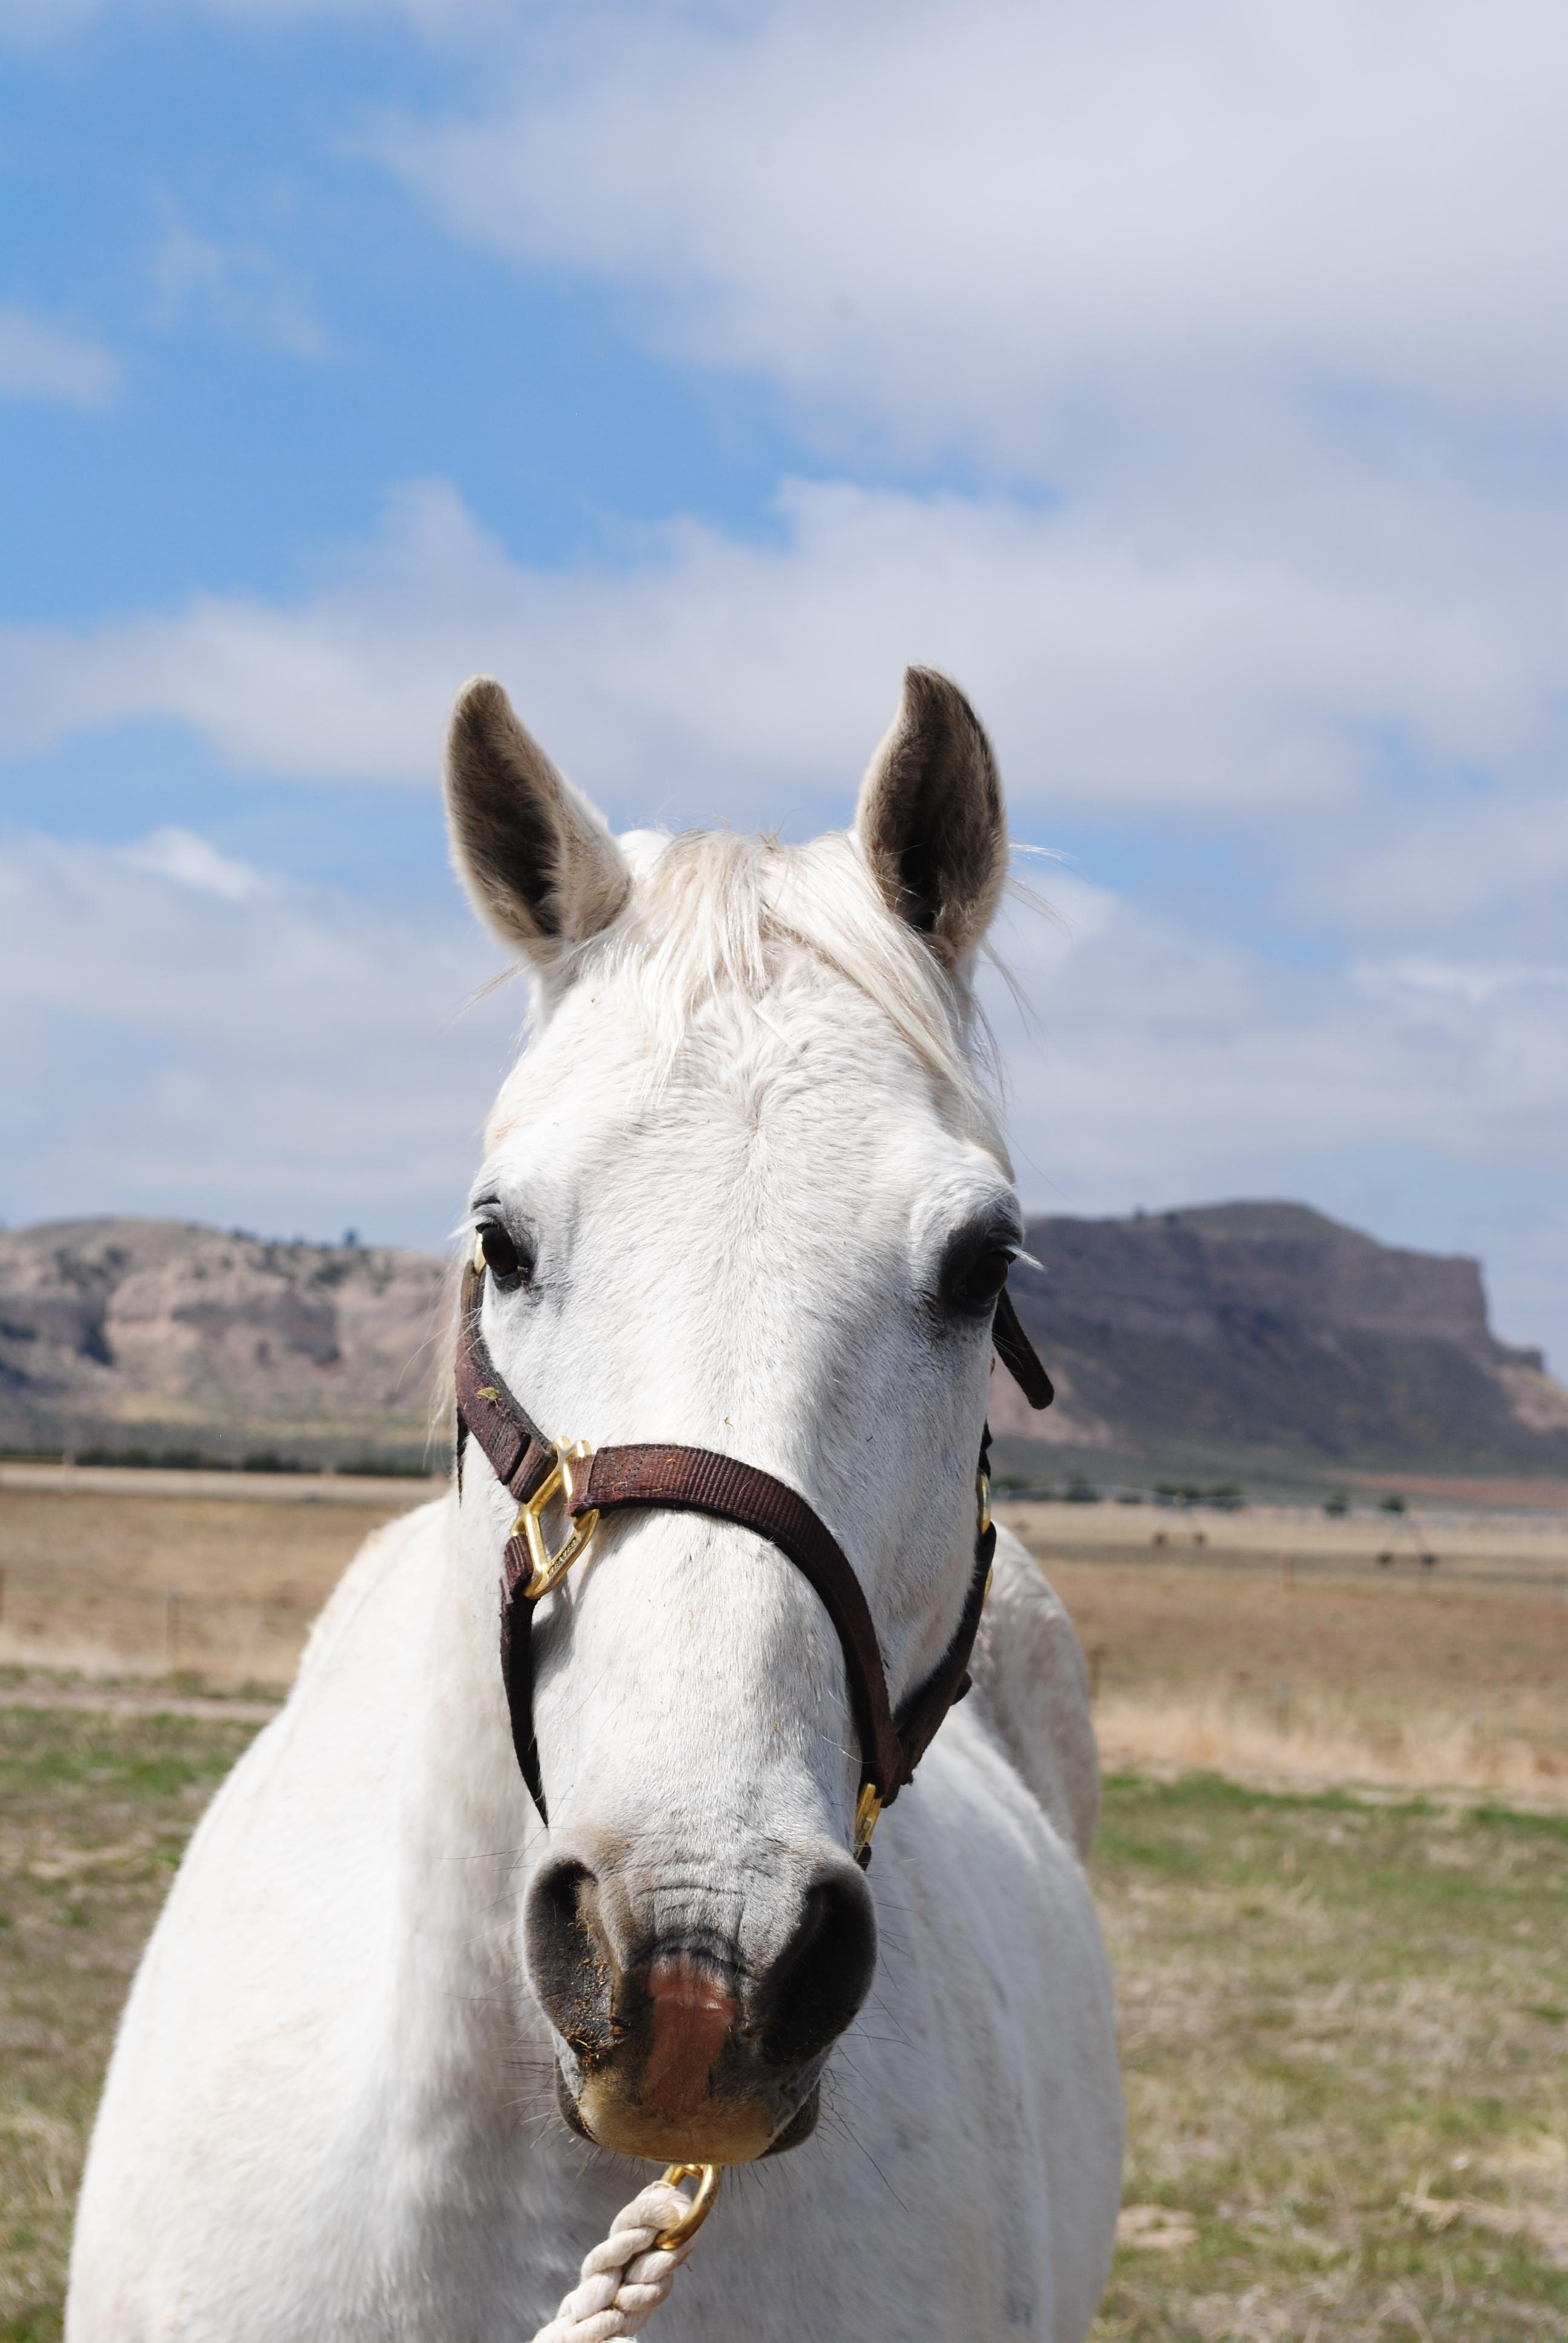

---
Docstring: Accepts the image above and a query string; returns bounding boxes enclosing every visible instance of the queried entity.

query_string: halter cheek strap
[454,1264,1053,1862]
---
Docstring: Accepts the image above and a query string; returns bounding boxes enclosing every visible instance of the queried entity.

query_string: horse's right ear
[854,666,1007,968]
[443,677,631,963]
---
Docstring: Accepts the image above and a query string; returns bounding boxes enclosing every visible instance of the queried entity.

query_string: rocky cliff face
[4,1204,1565,1473]
[993,1202,1568,1468]
[0,1219,450,1464]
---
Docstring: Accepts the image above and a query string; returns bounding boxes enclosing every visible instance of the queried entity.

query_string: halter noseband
[454,1259,1053,1864]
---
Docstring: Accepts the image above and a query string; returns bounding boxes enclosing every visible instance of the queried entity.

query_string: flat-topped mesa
[997,1202,1567,1469]
[1029,1202,1504,1352]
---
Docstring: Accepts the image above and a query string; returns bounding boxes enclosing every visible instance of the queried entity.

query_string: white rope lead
[529,2179,703,2343]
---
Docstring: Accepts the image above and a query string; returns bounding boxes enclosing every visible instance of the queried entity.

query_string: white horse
[67,669,1123,2341]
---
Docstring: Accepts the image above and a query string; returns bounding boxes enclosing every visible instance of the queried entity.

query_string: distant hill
[0,1219,448,1470]
[991,1202,1568,1475]
[3,1205,1566,1480]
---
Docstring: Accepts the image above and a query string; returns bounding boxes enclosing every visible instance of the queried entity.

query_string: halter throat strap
[453,1263,1053,1853]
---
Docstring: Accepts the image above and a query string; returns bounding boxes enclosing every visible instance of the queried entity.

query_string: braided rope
[530,2181,700,2343]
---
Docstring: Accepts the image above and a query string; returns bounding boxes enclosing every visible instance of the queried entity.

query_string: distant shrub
[241,1449,307,1475]
[333,1455,437,1480]
[76,1444,234,1470]
[1379,1493,1407,1514]
[1324,1490,1350,1516]
[1155,1478,1245,1510]
[1065,1479,1101,1504]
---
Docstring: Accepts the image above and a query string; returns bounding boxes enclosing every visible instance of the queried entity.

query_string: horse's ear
[854,667,1007,966]
[444,677,631,962]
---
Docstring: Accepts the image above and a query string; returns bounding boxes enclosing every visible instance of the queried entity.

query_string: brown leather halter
[454,1260,1052,1863]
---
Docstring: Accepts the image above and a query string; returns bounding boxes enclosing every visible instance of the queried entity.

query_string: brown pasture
[0,1476,431,1685]
[2,1473,1567,1801]
[1005,1501,1568,1803]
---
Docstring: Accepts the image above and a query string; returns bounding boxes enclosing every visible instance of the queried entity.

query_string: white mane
[540,825,1007,1160]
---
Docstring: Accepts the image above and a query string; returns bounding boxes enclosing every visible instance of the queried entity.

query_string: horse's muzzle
[525,1847,877,2163]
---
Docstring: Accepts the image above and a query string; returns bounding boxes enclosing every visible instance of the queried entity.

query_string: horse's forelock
[554,827,1008,1154]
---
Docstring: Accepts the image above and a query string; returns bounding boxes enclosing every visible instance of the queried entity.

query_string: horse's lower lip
[554,2066,593,2143]
[552,2061,823,2162]
[572,2072,779,2164]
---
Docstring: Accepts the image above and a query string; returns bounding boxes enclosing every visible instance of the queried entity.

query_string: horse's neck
[374,1494,555,2132]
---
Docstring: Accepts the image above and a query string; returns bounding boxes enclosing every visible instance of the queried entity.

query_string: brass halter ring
[512,1438,600,1601]
[656,2163,722,2252]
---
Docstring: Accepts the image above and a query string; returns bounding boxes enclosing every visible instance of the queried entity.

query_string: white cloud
[1359,957,1568,1015]
[123,825,263,900]
[981,889,1568,1362]
[383,0,1568,460]
[147,214,336,360]
[0,303,120,407]
[0,828,517,1236]
[992,900,1568,1184]
[2,828,1561,1366]
[1,471,1564,880]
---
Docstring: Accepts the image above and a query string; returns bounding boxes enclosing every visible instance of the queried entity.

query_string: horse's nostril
[525,1858,618,2057]
[759,1866,877,2071]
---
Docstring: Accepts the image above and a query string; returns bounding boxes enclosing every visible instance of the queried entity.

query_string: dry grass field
[6,1474,1566,1806]
[1004,1502,1568,1806]
[1,1472,1565,2338]
[0,1469,436,1685]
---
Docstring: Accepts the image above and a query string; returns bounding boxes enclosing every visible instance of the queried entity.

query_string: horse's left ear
[854,667,1007,966]
[444,676,631,965]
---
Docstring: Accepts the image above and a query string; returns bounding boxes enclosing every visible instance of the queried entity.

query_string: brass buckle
[852,1781,882,1860]
[514,1438,599,1601]
[655,2162,722,2252]
[977,1464,992,1538]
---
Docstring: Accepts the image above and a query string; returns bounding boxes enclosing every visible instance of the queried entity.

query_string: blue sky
[2,0,1566,1368]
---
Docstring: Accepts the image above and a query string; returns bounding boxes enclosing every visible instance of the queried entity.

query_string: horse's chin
[554,2065,822,2164]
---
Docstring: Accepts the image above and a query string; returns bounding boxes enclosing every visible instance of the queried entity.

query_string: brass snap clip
[852,1780,882,1862]
[655,2161,722,2252]
[514,1438,599,1601]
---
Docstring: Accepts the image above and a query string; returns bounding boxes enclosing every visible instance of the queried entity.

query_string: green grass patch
[0,1706,262,2341]
[1091,1771,1568,2341]
[1,1715,1563,2338]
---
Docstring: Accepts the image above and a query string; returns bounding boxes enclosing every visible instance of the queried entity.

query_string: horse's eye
[941,1242,1013,1316]
[477,1221,531,1288]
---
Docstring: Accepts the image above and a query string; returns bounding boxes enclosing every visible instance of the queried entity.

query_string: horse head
[445,667,1021,2167]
